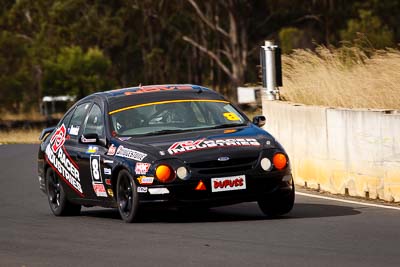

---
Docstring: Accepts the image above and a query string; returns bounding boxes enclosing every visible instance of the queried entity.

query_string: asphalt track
[1,144,400,267]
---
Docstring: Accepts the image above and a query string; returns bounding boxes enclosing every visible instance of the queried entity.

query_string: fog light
[260,158,272,171]
[176,166,189,180]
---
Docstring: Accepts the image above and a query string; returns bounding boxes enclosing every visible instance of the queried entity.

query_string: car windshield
[109,100,248,136]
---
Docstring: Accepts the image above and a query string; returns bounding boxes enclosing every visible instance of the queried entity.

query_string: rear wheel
[45,168,81,216]
[116,170,140,223]
[258,182,295,217]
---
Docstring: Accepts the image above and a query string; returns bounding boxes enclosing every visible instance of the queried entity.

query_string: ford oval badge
[218,156,230,162]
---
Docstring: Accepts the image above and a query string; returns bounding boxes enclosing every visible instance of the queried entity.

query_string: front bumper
[137,171,293,208]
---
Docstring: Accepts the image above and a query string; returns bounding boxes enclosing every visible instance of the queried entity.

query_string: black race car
[37,84,294,222]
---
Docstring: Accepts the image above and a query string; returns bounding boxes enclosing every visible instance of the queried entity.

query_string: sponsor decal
[115,145,147,161]
[135,163,151,175]
[124,85,192,95]
[69,125,80,136]
[107,189,114,197]
[81,135,97,143]
[107,144,117,155]
[148,188,169,195]
[103,159,114,164]
[159,151,166,156]
[211,175,246,192]
[50,124,66,153]
[90,155,107,197]
[86,145,98,154]
[45,124,82,195]
[168,138,261,155]
[137,176,154,185]
[105,179,112,185]
[137,187,148,193]
[93,184,107,197]
[104,168,111,175]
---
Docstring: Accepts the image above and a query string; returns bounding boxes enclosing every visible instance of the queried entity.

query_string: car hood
[115,124,276,163]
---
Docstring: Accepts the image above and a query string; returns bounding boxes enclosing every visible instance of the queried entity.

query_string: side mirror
[80,133,99,144]
[252,115,266,127]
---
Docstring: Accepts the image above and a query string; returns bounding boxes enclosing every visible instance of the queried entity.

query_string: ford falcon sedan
[37,84,294,222]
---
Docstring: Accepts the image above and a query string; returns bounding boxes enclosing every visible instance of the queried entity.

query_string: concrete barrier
[262,99,400,202]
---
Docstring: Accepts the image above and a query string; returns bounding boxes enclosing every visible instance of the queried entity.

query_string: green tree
[0,31,33,112]
[340,9,394,49]
[43,46,114,99]
[279,27,306,54]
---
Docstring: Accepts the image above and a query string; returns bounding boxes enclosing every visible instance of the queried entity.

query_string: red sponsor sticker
[211,175,246,192]
[50,124,66,153]
[93,184,107,197]
[135,163,151,175]
[107,144,117,155]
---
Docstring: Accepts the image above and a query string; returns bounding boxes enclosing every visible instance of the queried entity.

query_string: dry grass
[280,46,400,109]
[0,129,41,144]
[0,111,45,121]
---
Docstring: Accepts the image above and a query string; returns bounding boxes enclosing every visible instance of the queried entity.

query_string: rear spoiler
[39,126,56,141]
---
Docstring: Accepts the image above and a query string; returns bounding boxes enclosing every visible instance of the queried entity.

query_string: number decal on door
[90,155,103,183]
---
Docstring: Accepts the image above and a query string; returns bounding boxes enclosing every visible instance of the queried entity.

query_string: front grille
[188,156,258,175]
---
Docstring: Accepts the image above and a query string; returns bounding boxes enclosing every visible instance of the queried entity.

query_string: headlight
[176,166,189,180]
[260,158,272,171]
[155,164,176,183]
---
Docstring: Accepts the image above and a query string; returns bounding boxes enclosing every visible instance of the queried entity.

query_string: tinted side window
[66,103,91,139]
[83,104,104,138]
[60,109,74,128]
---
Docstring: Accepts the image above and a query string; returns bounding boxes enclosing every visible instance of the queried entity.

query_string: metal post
[262,40,280,100]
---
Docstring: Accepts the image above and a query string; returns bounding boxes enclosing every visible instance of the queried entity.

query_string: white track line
[296,191,400,211]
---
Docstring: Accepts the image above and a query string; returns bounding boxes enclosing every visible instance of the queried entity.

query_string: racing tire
[116,170,140,223]
[45,168,81,216]
[257,181,295,217]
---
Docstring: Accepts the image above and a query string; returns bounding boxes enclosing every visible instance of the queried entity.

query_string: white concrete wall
[262,99,400,202]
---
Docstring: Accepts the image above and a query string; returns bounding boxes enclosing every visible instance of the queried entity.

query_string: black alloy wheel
[45,168,81,216]
[116,170,140,223]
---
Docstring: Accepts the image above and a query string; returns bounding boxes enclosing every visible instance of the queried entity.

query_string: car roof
[87,84,227,113]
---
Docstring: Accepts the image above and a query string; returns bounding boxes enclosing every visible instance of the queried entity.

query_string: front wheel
[116,170,140,223]
[45,168,81,216]
[257,182,295,217]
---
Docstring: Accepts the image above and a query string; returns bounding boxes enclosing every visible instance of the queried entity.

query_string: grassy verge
[281,46,400,109]
[0,129,41,144]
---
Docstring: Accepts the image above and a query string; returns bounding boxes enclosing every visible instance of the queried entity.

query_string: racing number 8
[90,155,102,183]
[223,112,240,121]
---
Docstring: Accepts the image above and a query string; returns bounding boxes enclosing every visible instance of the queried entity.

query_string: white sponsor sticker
[148,188,169,195]
[69,125,80,136]
[104,168,111,175]
[116,146,147,161]
[211,175,246,192]
[135,163,151,175]
[137,187,148,193]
